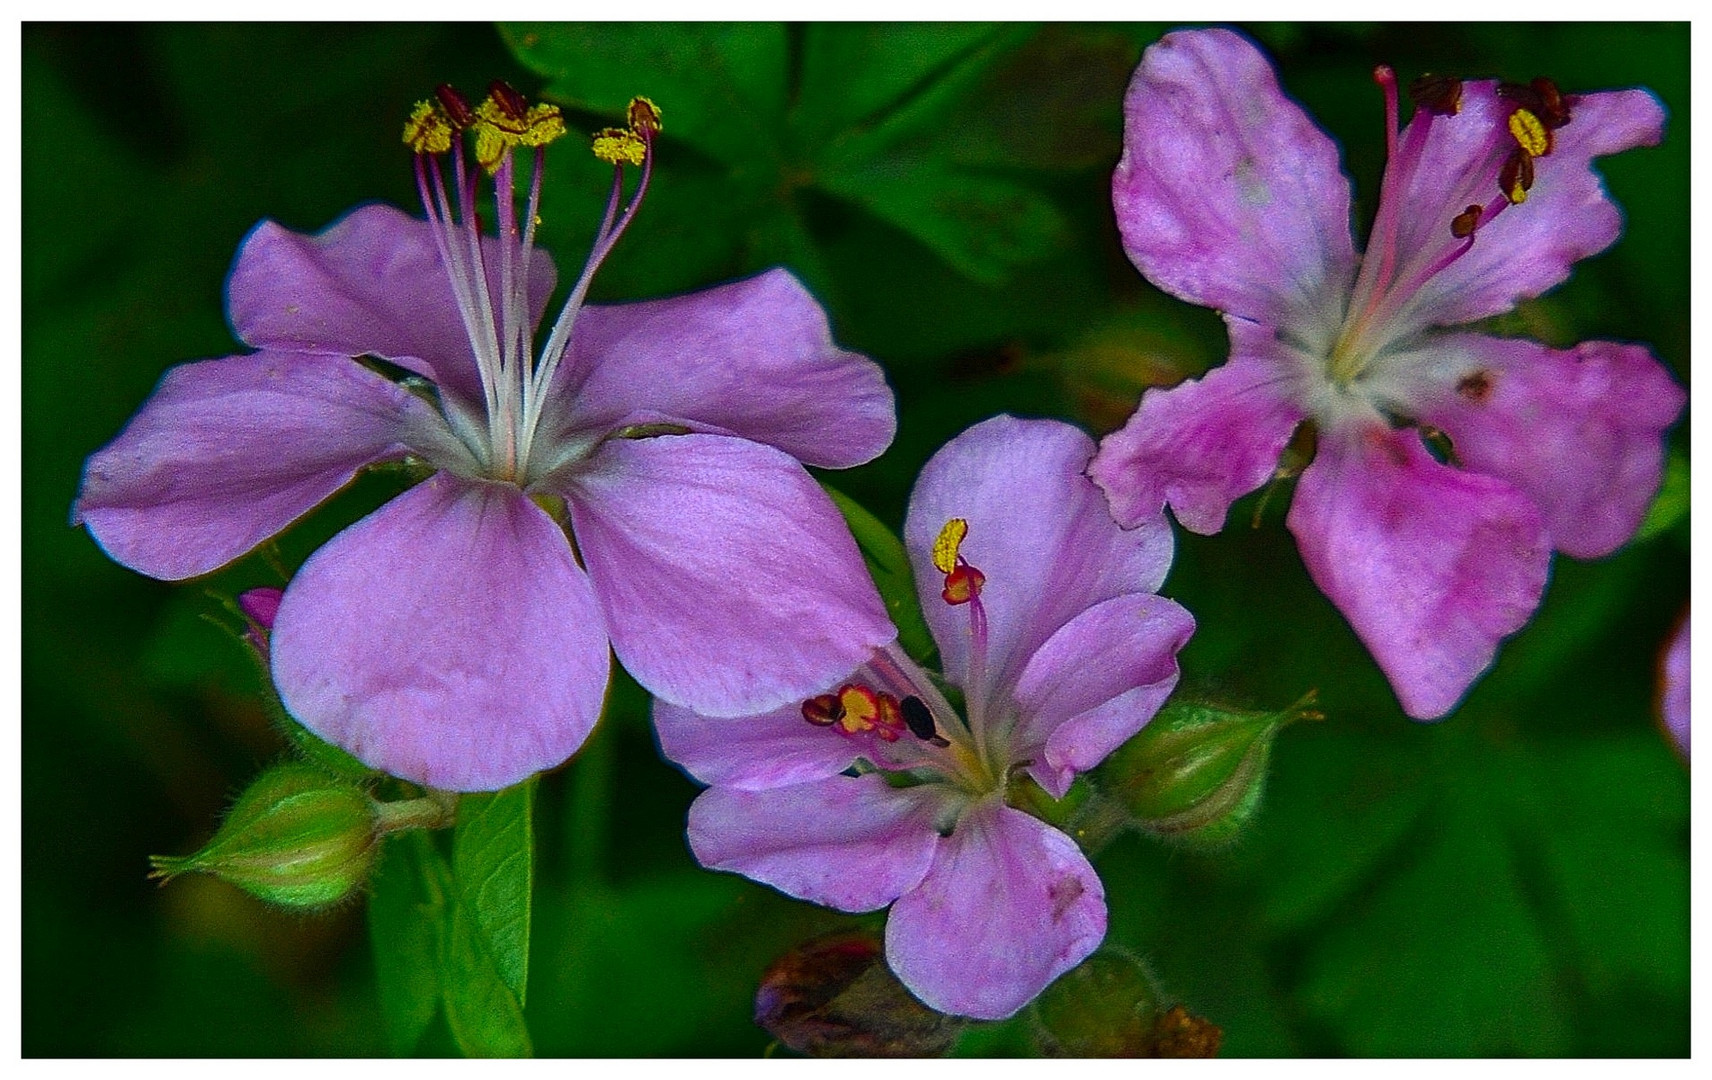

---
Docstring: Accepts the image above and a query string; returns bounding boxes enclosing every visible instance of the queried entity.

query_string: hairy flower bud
[149,763,379,908]
[1031,947,1163,1056]
[1098,695,1316,846]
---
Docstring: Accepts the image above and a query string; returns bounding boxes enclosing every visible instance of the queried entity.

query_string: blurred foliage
[22,22,1687,1056]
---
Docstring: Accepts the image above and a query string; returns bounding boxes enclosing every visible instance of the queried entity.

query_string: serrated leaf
[367,831,445,1056]
[821,483,936,665]
[452,780,535,1005]
[501,22,788,169]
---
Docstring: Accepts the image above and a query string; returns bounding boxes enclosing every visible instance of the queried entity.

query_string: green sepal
[821,482,937,665]
[1030,946,1163,1057]
[149,762,377,908]
[1097,696,1312,847]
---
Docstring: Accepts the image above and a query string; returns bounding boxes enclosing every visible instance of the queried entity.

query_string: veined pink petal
[905,416,1173,704]
[1402,85,1666,328]
[1113,28,1357,331]
[886,801,1105,1021]
[686,775,942,913]
[228,204,556,409]
[1287,425,1550,720]
[551,269,895,469]
[563,433,895,719]
[1089,345,1307,534]
[1406,333,1684,559]
[1010,593,1195,798]
[271,474,609,792]
[73,349,435,581]
[653,696,859,790]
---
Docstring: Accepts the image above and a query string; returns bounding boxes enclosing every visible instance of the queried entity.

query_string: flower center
[793,518,1006,797]
[404,83,662,485]
[1326,69,1574,389]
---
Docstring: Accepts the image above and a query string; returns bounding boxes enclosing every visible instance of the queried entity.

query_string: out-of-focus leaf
[368,831,445,1056]
[816,160,1069,287]
[821,483,935,665]
[502,22,1074,291]
[501,22,789,168]
[452,780,535,1004]
[1635,448,1688,543]
[794,24,1008,146]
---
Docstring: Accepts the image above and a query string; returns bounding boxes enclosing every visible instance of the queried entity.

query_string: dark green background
[22,22,1688,1056]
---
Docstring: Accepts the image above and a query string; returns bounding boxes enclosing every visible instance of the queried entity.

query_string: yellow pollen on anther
[403,101,452,155]
[469,95,566,173]
[1508,109,1550,157]
[518,103,566,147]
[591,127,647,166]
[932,518,969,575]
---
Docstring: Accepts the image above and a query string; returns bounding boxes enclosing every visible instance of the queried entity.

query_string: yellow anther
[627,96,663,134]
[403,101,452,155]
[518,103,566,147]
[591,127,647,167]
[472,122,510,174]
[1508,109,1550,157]
[932,518,969,575]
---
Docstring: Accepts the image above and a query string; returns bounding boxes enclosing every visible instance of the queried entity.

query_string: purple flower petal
[1660,613,1689,759]
[1010,593,1195,798]
[905,416,1173,703]
[686,774,942,912]
[1112,28,1357,331]
[886,800,1105,1020]
[270,473,609,792]
[1287,424,1550,720]
[552,269,895,469]
[563,433,895,718]
[1403,85,1666,328]
[1408,334,1684,559]
[1089,345,1307,533]
[227,204,555,409]
[653,696,859,790]
[73,349,435,580]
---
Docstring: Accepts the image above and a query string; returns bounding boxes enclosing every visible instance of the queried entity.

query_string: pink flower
[1089,29,1684,719]
[655,417,1195,1019]
[73,85,895,791]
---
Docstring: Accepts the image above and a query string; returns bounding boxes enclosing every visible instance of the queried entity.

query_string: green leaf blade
[367,831,445,1056]
[452,780,536,1005]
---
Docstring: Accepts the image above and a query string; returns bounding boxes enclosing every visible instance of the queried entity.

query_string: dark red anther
[1450,204,1483,239]
[488,79,529,121]
[1530,76,1571,128]
[1499,145,1536,202]
[900,697,936,741]
[802,694,844,727]
[435,84,475,129]
[1408,73,1463,116]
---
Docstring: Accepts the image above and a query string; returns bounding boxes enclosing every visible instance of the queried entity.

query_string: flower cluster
[76,29,1681,1032]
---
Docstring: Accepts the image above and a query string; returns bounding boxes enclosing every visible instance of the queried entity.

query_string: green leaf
[367,831,445,1056]
[439,855,534,1058]
[1635,448,1688,543]
[792,24,1013,146]
[452,780,535,1005]
[500,22,789,168]
[821,483,936,664]
[818,160,1070,287]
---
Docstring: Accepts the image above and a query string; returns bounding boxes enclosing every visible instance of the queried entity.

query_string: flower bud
[1098,695,1316,846]
[150,763,378,908]
[1031,946,1163,1057]
[755,930,962,1058]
